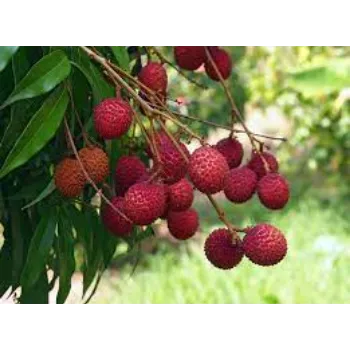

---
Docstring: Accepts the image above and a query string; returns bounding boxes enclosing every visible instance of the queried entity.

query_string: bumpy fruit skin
[215,137,243,169]
[138,62,168,97]
[224,167,257,203]
[151,132,190,184]
[243,223,287,266]
[247,151,279,179]
[115,155,147,196]
[94,98,133,139]
[167,208,199,240]
[168,178,194,211]
[204,229,244,270]
[78,146,109,183]
[188,146,229,194]
[174,46,206,71]
[102,197,133,237]
[124,183,166,225]
[54,158,85,197]
[205,48,232,81]
[257,173,290,210]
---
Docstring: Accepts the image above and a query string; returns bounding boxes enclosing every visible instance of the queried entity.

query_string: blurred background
[4,46,348,303]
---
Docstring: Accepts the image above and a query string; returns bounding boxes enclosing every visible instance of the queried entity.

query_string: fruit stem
[204,47,271,173]
[63,118,132,223]
[149,47,208,90]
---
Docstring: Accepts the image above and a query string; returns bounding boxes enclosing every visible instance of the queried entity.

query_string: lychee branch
[172,112,288,142]
[150,47,208,90]
[63,118,132,223]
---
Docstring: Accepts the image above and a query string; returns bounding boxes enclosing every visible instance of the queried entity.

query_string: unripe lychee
[174,46,206,71]
[215,137,243,169]
[167,208,199,240]
[243,223,287,266]
[204,48,232,81]
[115,155,147,196]
[94,98,133,140]
[78,146,109,183]
[124,182,166,225]
[224,167,257,203]
[188,146,229,194]
[247,151,279,179]
[138,62,168,97]
[102,197,133,237]
[204,229,244,270]
[151,132,190,184]
[168,178,194,211]
[54,158,85,197]
[257,173,290,210]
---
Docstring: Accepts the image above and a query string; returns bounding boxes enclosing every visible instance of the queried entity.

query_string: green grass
[93,190,350,304]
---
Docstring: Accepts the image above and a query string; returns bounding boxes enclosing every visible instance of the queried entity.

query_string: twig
[63,118,132,223]
[150,47,208,90]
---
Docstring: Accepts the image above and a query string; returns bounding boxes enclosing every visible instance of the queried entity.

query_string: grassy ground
[92,186,350,304]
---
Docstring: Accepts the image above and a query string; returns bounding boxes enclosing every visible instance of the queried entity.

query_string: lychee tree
[0,46,288,304]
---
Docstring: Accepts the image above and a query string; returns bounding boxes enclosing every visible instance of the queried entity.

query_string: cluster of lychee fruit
[54,46,290,271]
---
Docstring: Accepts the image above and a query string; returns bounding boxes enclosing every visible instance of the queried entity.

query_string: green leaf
[111,46,130,71]
[1,50,71,109]
[20,208,57,289]
[287,58,350,97]
[0,86,69,179]
[20,270,49,304]
[56,211,75,304]
[71,48,114,104]
[0,47,18,73]
[22,179,55,210]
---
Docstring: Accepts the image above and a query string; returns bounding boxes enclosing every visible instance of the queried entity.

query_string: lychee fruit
[215,137,243,168]
[247,151,279,179]
[257,173,290,210]
[54,158,85,197]
[138,62,168,98]
[204,48,232,81]
[167,208,199,240]
[94,98,133,140]
[124,182,167,225]
[78,146,109,183]
[168,178,194,211]
[224,167,257,203]
[115,155,147,196]
[151,132,190,184]
[188,146,229,194]
[102,197,133,237]
[243,223,287,266]
[174,46,206,71]
[204,229,244,270]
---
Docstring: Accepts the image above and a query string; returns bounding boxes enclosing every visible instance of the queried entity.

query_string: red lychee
[204,229,244,270]
[94,98,133,140]
[257,173,290,210]
[247,151,279,179]
[54,158,85,198]
[167,208,199,240]
[243,223,287,266]
[138,62,168,98]
[115,155,147,196]
[168,178,194,211]
[151,132,190,184]
[78,146,109,183]
[215,137,243,169]
[102,197,133,237]
[174,46,206,71]
[124,182,166,225]
[188,146,229,194]
[224,167,258,203]
[204,48,232,81]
